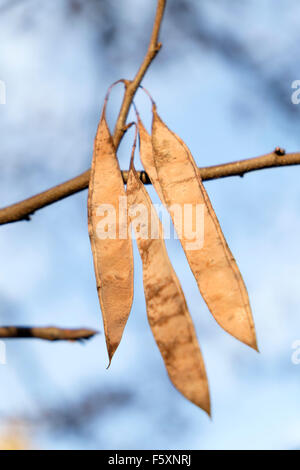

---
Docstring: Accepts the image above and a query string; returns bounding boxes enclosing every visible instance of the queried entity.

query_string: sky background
[0,0,300,450]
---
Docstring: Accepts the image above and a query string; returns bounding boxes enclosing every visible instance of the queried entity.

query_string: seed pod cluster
[88,85,258,414]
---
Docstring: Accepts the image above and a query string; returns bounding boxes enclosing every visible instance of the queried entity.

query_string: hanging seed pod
[88,86,134,365]
[151,105,257,350]
[137,115,165,203]
[126,129,210,413]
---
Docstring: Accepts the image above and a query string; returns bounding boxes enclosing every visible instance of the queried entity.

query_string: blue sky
[0,0,300,450]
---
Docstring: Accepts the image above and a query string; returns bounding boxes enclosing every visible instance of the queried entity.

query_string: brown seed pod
[137,115,165,203]
[88,92,134,365]
[151,105,257,351]
[126,137,210,414]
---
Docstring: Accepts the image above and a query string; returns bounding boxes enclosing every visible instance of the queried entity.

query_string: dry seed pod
[137,116,165,203]
[126,146,210,413]
[88,95,134,365]
[151,105,257,350]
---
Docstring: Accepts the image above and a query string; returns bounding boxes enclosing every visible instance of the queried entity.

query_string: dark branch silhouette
[0,326,98,341]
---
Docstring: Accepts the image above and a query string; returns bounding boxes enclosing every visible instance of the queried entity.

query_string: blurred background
[0,0,300,450]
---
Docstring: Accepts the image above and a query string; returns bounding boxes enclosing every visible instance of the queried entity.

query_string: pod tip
[193,393,211,417]
[106,345,117,369]
[106,361,111,370]
[248,333,259,353]
[204,402,212,419]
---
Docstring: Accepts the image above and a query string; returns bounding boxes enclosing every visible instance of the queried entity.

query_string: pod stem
[129,122,139,171]
[102,79,128,119]
[139,85,156,108]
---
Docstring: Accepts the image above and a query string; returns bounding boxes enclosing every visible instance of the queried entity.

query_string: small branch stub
[274,147,286,156]
[0,326,99,342]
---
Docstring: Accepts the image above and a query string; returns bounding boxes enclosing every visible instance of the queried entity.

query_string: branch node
[274,147,286,156]
[123,79,131,89]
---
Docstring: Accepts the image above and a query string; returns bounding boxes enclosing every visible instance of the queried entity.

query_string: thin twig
[0,148,298,225]
[112,0,166,146]
[0,326,98,341]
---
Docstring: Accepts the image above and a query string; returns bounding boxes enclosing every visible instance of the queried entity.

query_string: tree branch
[0,326,98,341]
[0,148,298,225]
[0,1,294,227]
[0,0,166,226]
